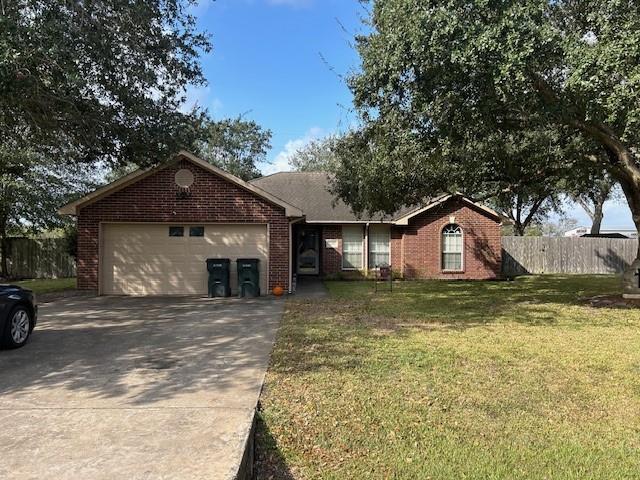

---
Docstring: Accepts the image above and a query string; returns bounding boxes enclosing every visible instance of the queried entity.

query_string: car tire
[2,306,33,349]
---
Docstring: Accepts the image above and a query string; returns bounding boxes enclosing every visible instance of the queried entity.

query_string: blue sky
[187,0,633,230]
[187,0,363,172]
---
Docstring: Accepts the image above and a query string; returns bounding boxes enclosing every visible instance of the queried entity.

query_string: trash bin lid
[207,258,230,265]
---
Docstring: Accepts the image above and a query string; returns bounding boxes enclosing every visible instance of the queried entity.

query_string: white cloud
[262,127,323,175]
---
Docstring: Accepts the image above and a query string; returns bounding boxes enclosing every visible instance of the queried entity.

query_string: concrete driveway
[0,295,282,480]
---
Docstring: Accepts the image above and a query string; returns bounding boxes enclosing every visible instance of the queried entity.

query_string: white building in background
[564,227,638,238]
[564,227,589,237]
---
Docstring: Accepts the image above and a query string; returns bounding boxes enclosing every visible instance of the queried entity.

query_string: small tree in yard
[333,0,640,294]
[492,191,562,237]
[568,168,619,235]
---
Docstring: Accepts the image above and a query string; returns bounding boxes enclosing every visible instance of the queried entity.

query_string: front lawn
[256,275,640,479]
[13,277,77,294]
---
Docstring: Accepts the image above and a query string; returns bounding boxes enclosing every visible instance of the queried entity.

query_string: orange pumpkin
[272,286,285,297]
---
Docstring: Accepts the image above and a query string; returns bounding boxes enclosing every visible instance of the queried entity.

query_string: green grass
[256,275,640,479]
[13,277,77,294]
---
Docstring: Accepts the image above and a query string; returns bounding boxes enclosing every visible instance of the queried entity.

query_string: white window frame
[368,225,391,269]
[441,224,464,272]
[342,225,364,271]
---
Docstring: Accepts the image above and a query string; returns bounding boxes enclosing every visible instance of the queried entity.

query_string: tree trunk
[513,222,526,236]
[590,202,604,235]
[611,162,640,296]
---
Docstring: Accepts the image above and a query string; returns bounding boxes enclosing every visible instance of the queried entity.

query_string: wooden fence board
[501,236,638,276]
[3,237,75,279]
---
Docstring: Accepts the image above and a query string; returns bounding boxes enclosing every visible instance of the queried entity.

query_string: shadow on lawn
[254,412,296,480]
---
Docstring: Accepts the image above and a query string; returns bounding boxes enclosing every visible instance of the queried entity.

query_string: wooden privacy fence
[501,236,638,276]
[3,237,76,279]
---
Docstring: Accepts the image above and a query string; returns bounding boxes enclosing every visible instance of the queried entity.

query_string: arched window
[442,224,463,271]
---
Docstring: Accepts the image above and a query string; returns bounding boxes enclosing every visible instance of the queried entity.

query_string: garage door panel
[102,224,268,296]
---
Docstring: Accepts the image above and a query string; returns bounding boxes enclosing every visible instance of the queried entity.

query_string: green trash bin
[207,258,231,297]
[236,258,260,297]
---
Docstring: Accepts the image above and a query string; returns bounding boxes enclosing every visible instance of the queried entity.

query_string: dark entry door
[297,229,320,275]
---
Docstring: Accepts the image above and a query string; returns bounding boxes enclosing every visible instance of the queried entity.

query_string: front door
[297,229,320,275]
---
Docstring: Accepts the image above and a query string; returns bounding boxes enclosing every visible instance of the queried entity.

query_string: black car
[0,285,37,349]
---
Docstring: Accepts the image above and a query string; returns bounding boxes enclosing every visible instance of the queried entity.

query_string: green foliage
[334,0,640,237]
[196,117,272,181]
[567,166,619,234]
[0,147,96,274]
[104,163,140,184]
[63,225,78,260]
[1,0,211,167]
[289,137,338,172]
[0,148,96,236]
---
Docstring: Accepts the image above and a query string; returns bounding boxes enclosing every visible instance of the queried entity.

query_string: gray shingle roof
[251,172,415,222]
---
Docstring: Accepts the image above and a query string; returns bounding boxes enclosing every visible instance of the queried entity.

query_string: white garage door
[101,223,268,295]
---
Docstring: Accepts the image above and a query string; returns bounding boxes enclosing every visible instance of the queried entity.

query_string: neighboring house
[59,151,503,296]
[565,227,637,239]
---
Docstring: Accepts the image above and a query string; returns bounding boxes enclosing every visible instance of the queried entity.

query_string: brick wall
[399,198,502,280]
[77,159,290,292]
[390,226,403,275]
[315,200,500,280]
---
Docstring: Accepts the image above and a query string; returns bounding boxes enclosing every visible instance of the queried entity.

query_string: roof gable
[394,194,503,225]
[58,151,304,217]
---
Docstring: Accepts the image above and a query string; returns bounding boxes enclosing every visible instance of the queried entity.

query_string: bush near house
[256,275,640,479]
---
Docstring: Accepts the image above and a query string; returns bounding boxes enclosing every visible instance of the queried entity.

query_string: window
[342,225,364,270]
[169,226,184,237]
[189,226,205,237]
[442,224,463,271]
[369,225,390,268]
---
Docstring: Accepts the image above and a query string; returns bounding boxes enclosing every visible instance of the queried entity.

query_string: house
[59,151,503,296]
[564,226,637,239]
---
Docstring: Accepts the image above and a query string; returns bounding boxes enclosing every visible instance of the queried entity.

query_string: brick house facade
[62,152,301,295]
[314,198,501,280]
[61,152,503,296]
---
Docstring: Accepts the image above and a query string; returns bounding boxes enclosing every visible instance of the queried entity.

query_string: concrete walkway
[293,276,328,299]
[0,295,283,480]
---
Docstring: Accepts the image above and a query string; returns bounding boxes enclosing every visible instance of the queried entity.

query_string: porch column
[288,220,293,293]
[364,223,369,273]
